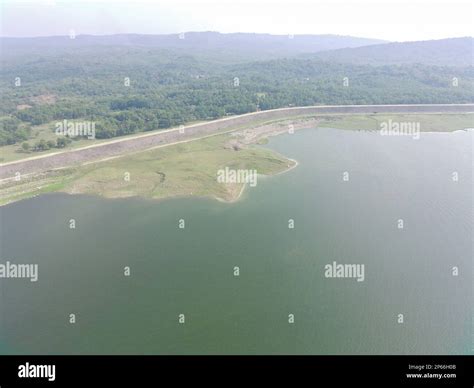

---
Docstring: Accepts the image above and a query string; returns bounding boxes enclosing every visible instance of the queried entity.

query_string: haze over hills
[312,37,473,67]
[3,33,471,67]
[1,32,385,60]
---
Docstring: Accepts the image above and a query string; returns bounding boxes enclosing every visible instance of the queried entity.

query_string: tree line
[1,47,472,146]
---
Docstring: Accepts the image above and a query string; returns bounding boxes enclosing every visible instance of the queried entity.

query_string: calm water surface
[0,128,472,354]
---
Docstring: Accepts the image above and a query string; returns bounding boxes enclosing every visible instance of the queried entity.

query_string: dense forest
[1,33,473,146]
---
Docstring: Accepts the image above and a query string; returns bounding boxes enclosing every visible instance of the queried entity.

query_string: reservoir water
[0,128,472,354]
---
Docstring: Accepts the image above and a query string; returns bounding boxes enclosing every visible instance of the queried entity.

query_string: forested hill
[1,32,385,61]
[311,37,473,67]
[0,35,473,146]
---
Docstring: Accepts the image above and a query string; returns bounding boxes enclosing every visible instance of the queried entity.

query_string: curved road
[1,104,473,180]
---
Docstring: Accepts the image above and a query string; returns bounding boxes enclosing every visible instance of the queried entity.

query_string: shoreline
[1,107,472,179]
[0,124,299,207]
[1,111,471,207]
[213,156,300,204]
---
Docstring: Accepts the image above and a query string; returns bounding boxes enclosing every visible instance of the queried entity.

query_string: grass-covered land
[0,132,295,206]
[2,112,471,164]
[0,121,98,163]
[0,119,208,164]
[318,113,474,131]
[1,113,471,207]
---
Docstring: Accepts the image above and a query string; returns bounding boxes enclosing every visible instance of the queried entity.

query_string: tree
[56,137,68,148]
[34,139,48,151]
[21,142,30,152]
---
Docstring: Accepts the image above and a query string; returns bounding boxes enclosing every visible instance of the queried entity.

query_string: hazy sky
[1,0,472,41]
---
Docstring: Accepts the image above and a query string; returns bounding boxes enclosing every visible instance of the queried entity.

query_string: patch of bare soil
[16,104,32,110]
[30,94,57,105]
[225,117,321,149]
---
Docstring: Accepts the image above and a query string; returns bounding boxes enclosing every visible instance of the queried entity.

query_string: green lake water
[0,128,472,354]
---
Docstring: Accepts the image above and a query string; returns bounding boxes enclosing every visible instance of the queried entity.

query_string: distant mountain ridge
[312,37,473,67]
[1,31,385,59]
